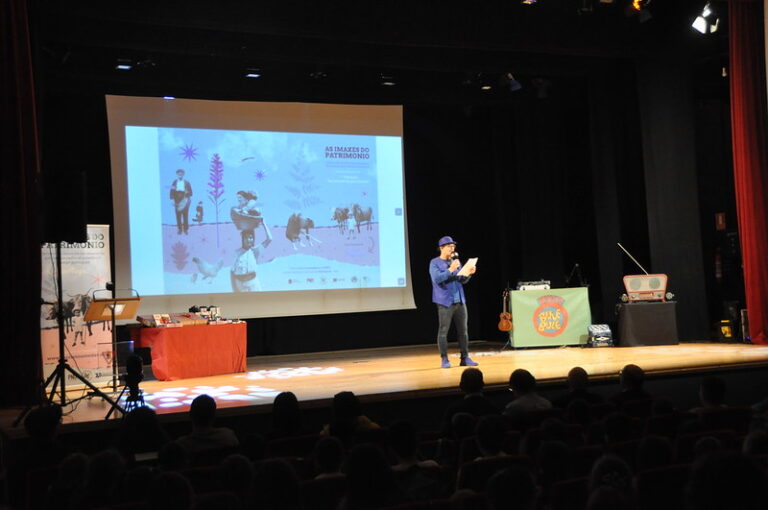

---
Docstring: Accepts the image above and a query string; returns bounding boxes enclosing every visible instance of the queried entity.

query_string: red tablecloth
[130,323,247,381]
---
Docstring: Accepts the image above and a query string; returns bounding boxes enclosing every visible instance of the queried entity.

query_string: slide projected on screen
[107,96,414,319]
[126,126,404,294]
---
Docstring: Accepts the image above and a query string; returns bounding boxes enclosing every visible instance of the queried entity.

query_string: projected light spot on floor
[238,366,343,380]
[219,394,260,401]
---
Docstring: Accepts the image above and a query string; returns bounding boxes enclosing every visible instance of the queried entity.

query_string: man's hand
[469,266,477,274]
[449,260,460,272]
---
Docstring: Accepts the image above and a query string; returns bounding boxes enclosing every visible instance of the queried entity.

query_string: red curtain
[729,0,768,344]
[0,0,44,404]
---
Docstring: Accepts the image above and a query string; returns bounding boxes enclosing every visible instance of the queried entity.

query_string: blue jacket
[429,256,471,307]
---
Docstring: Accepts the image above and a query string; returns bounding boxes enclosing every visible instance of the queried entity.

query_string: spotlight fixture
[521,0,538,4]
[380,73,397,86]
[115,59,133,71]
[504,73,523,92]
[692,3,719,34]
[244,68,262,78]
[625,0,652,22]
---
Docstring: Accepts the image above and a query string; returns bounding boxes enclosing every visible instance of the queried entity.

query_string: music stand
[84,295,141,394]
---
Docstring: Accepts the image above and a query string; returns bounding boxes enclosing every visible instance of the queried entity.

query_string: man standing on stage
[429,235,478,369]
[170,168,193,235]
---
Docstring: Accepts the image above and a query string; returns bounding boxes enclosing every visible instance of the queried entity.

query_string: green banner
[508,287,591,347]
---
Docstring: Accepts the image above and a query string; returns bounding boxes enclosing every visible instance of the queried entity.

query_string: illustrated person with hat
[169,168,193,235]
[429,235,478,368]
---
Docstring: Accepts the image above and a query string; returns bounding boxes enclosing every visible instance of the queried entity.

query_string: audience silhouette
[9,362,768,510]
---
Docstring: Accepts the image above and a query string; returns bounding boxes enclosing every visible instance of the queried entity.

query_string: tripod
[14,242,125,426]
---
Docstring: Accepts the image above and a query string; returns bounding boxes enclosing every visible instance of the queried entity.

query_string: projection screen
[106,95,414,319]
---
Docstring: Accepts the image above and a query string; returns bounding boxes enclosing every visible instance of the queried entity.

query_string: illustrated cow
[44,299,76,333]
[332,207,350,235]
[352,204,373,233]
[286,213,317,250]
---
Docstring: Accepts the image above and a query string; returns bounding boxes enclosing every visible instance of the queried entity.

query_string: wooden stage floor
[4,341,768,431]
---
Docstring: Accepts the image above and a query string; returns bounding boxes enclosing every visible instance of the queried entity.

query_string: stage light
[245,68,262,78]
[521,0,537,4]
[163,96,175,100]
[115,59,133,71]
[309,70,327,79]
[504,73,523,92]
[380,74,397,86]
[692,3,719,34]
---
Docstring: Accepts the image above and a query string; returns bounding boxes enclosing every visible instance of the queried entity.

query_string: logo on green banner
[533,295,569,337]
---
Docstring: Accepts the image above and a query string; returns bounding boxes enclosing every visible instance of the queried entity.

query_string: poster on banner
[40,225,114,387]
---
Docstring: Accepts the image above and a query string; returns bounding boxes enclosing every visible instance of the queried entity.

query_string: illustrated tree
[285,148,321,213]
[171,242,189,270]
[207,153,225,247]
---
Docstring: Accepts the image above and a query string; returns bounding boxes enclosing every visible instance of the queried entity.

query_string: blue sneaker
[440,356,451,369]
[460,356,478,367]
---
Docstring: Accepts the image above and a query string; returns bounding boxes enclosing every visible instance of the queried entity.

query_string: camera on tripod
[118,354,145,411]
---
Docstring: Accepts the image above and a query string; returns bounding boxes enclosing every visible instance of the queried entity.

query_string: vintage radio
[622,274,668,303]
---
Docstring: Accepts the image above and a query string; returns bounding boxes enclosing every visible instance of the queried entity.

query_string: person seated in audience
[742,430,768,456]
[693,436,723,459]
[609,364,652,406]
[390,420,440,471]
[269,391,307,439]
[176,394,240,456]
[485,466,539,510]
[442,368,500,436]
[149,471,194,510]
[313,436,346,479]
[686,451,767,510]
[588,454,633,501]
[565,398,592,427]
[116,406,170,463]
[120,465,155,505]
[320,391,380,443]
[689,376,728,414]
[536,440,573,491]
[7,404,70,508]
[586,485,632,510]
[504,368,552,426]
[220,453,254,506]
[70,449,127,510]
[342,443,405,509]
[158,441,190,471]
[253,458,301,510]
[389,420,443,500]
[475,414,508,459]
[553,366,604,408]
[436,412,477,467]
[44,452,88,510]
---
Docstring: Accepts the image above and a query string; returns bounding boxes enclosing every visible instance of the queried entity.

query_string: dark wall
[38,50,734,355]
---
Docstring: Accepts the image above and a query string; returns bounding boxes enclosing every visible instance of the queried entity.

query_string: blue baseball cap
[438,235,457,247]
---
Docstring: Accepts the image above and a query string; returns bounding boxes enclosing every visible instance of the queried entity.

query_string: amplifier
[622,274,668,303]
[517,280,551,291]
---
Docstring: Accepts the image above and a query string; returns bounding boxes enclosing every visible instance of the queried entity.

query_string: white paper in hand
[458,257,478,277]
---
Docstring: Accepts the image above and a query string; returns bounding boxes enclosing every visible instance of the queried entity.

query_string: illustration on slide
[144,127,395,294]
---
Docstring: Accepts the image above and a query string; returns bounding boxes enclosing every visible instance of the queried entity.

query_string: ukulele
[498,288,512,332]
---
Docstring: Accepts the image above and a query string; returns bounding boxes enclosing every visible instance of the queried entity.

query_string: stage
[3,340,768,434]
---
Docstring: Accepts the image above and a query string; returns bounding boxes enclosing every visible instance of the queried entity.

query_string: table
[508,287,592,348]
[617,302,679,346]
[130,323,247,381]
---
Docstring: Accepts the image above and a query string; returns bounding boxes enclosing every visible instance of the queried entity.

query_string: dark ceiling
[32,0,726,103]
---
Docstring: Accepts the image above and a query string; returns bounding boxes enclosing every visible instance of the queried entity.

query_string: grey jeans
[436,303,469,358]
